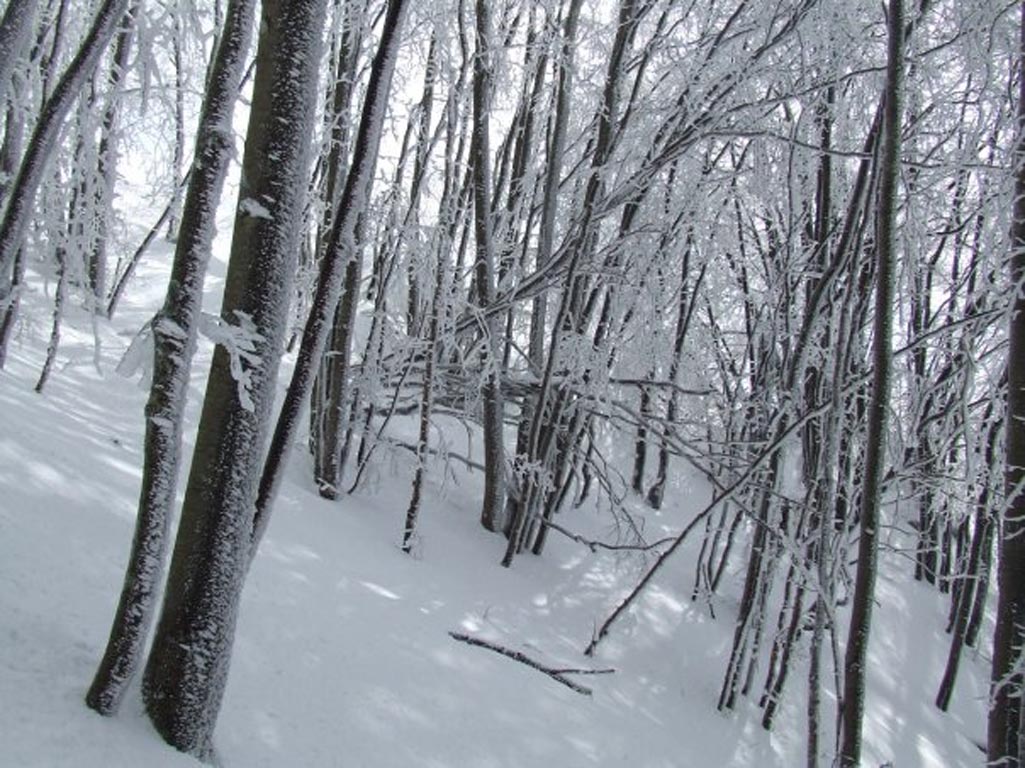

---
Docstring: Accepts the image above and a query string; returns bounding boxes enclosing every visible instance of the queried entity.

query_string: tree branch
[448,631,613,696]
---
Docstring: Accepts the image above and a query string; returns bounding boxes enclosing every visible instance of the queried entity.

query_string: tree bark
[839,1,903,764]
[309,0,366,497]
[88,1,138,308]
[85,0,256,717]
[472,0,507,534]
[989,4,1025,763]
[0,0,37,118]
[141,0,325,755]
[254,0,409,547]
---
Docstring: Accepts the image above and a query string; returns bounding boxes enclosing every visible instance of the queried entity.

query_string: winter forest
[0,0,1023,765]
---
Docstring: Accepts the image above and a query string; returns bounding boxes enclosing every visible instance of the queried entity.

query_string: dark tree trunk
[310,0,366,498]
[84,0,256,717]
[88,1,137,308]
[839,1,903,764]
[141,0,325,755]
[936,421,996,711]
[254,0,410,546]
[989,4,1025,763]
[34,243,67,393]
[472,0,507,534]
[505,0,634,564]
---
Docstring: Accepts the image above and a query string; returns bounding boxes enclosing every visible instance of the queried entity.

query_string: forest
[0,0,1023,765]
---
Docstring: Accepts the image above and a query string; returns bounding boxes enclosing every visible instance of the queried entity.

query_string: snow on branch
[116,318,156,388]
[200,310,263,412]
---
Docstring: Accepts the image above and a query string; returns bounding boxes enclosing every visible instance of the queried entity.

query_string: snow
[239,197,273,220]
[199,310,262,413]
[0,223,993,766]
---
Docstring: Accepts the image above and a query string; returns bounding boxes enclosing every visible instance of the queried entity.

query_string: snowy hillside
[0,235,991,767]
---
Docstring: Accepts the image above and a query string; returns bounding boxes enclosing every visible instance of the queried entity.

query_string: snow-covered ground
[0,224,991,766]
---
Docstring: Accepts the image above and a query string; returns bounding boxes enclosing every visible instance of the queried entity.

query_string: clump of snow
[116,320,156,388]
[200,310,262,412]
[239,197,273,220]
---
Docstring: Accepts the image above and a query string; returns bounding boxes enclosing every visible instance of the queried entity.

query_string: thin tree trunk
[0,0,37,117]
[403,237,447,551]
[506,0,632,564]
[0,0,112,364]
[0,0,131,330]
[0,246,23,367]
[989,4,1025,763]
[254,0,410,547]
[166,3,186,242]
[506,0,582,538]
[106,170,192,319]
[309,0,366,496]
[34,244,67,393]
[472,0,506,534]
[719,457,780,711]
[405,33,438,335]
[0,96,23,204]
[839,1,903,763]
[650,252,705,509]
[936,429,996,710]
[88,1,138,308]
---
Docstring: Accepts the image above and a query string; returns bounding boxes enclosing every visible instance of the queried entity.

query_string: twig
[106,169,192,319]
[448,631,613,696]
[583,397,835,657]
[391,438,486,472]
[543,517,675,553]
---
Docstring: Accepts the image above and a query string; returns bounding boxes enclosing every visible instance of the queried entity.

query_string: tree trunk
[34,242,67,393]
[141,0,325,755]
[0,0,37,118]
[254,0,409,546]
[166,3,186,242]
[839,1,903,763]
[84,0,256,717]
[472,0,506,534]
[0,0,131,335]
[505,0,632,564]
[989,4,1025,763]
[936,435,996,711]
[88,2,137,308]
[309,0,366,496]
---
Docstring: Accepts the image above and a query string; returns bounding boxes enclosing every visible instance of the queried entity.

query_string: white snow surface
[0,223,992,766]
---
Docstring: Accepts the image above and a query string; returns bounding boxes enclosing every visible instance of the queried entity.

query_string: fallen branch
[448,631,613,696]
[543,518,675,553]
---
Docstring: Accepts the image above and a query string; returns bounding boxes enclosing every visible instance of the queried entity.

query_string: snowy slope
[0,231,991,767]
